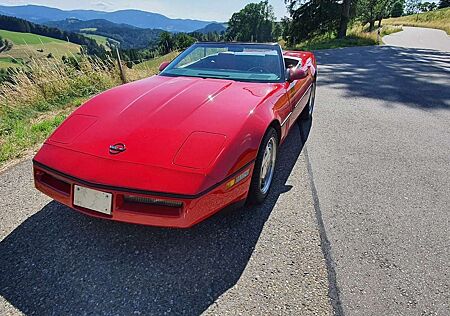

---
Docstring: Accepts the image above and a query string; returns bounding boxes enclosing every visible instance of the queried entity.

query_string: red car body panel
[33,47,317,228]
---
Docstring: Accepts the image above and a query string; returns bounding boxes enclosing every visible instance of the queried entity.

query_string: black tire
[247,127,278,205]
[299,81,316,120]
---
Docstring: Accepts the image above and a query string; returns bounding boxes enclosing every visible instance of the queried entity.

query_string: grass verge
[383,8,450,35]
[0,99,84,165]
[291,25,402,51]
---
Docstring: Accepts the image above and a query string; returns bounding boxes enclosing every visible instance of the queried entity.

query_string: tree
[284,0,341,44]
[390,1,404,16]
[438,0,450,8]
[419,1,437,11]
[428,2,438,10]
[158,32,174,54]
[356,0,395,31]
[226,1,276,42]
[377,0,396,27]
[273,22,282,40]
[405,0,421,14]
[287,0,353,39]
[338,0,352,38]
[173,33,196,50]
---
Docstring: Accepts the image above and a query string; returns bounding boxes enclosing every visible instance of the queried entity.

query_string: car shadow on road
[315,45,450,109]
[0,119,312,315]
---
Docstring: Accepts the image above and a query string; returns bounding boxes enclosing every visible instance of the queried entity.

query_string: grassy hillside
[384,8,450,34]
[134,51,180,71]
[0,29,66,45]
[80,33,109,47]
[0,57,23,68]
[80,28,97,32]
[0,29,81,68]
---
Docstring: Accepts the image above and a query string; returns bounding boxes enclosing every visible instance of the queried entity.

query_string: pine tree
[438,0,450,8]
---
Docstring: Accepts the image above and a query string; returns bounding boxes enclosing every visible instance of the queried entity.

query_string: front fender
[206,99,281,182]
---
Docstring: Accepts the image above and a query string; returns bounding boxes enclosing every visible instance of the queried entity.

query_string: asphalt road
[1,27,449,315]
[308,29,450,315]
[383,26,450,51]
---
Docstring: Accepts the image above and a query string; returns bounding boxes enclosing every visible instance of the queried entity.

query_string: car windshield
[160,43,284,83]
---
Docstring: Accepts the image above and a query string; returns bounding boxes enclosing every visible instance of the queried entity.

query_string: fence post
[115,46,127,84]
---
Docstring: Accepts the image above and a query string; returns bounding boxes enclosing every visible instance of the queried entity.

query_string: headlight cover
[173,131,226,169]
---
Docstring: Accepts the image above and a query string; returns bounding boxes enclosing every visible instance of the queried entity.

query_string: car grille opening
[35,170,71,196]
[120,195,183,217]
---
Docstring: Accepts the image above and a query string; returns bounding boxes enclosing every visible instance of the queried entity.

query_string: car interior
[284,57,300,69]
[183,52,283,75]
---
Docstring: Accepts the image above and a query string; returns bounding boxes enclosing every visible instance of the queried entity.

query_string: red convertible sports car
[33,42,317,228]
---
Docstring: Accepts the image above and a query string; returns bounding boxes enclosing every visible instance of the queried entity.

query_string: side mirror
[159,61,170,72]
[286,68,308,83]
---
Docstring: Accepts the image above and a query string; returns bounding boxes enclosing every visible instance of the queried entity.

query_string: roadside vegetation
[293,25,402,50]
[384,7,450,34]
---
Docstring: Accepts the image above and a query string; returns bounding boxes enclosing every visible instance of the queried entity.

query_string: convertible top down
[33,42,317,228]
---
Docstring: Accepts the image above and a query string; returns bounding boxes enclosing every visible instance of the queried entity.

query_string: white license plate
[73,185,112,215]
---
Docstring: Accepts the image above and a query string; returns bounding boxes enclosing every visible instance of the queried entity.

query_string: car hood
[46,75,281,172]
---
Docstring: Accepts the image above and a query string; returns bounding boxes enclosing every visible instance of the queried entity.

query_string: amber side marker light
[226,169,250,189]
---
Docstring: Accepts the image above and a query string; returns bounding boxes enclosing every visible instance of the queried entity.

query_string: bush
[391,1,404,17]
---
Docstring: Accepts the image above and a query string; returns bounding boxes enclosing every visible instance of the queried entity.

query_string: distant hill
[46,18,164,49]
[194,23,227,34]
[45,18,139,33]
[0,15,105,55]
[0,5,214,33]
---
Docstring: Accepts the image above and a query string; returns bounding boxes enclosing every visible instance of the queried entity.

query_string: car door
[286,61,313,126]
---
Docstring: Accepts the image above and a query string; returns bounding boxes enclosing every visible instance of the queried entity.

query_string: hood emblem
[109,143,126,155]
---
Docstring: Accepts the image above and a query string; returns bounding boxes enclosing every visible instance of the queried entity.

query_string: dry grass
[384,8,450,35]
[292,25,402,51]
[1,57,119,112]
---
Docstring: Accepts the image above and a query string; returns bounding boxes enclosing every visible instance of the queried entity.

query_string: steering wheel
[247,66,267,73]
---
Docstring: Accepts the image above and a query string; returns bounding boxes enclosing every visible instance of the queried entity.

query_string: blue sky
[0,0,290,21]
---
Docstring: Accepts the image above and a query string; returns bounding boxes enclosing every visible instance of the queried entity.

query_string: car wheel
[300,81,316,119]
[247,127,278,205]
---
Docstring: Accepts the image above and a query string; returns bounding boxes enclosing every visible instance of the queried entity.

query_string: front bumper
[33,162,253,228]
